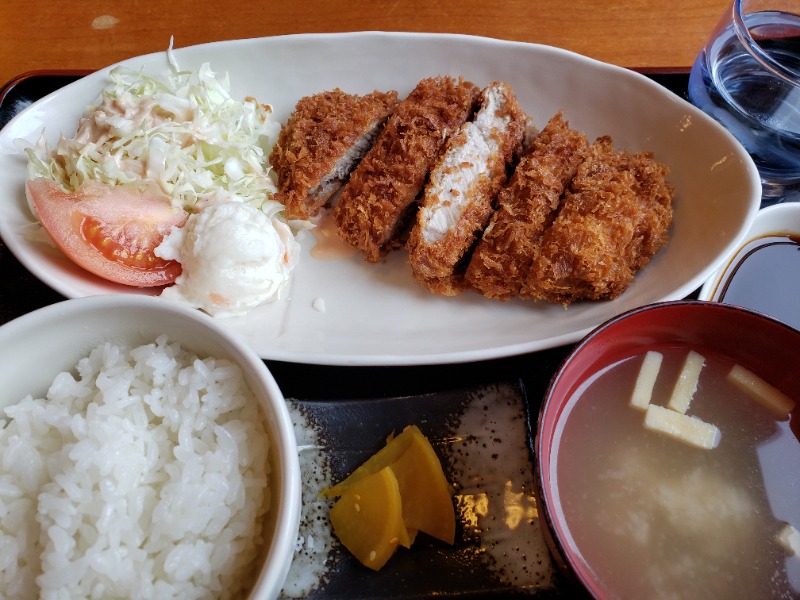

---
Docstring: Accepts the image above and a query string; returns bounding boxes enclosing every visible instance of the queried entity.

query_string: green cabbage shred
[26,58,283,217]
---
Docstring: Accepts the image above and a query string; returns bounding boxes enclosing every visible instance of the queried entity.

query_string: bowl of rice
[0,295,301,599]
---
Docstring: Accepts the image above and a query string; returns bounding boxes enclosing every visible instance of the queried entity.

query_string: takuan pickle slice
[323,424,456,569]
[329,466,413,571]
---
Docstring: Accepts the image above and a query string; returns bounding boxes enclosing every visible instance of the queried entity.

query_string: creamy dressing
[309,208,357,261]
[26,63,281,210]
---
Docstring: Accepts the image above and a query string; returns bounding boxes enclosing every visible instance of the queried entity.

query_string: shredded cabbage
[26,60,282,214]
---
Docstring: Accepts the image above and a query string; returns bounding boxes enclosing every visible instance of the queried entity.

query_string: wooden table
[0,3,746,597]
[1,0,729,85]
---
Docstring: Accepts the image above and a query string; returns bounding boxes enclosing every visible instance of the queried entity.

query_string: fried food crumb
[274,77,674,306]
[270,89,398,220]
[408,81,526,296]
[522,136,673,305]
[333,76,480,263]
[465,112,588,300]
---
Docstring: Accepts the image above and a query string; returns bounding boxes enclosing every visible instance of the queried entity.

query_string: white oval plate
[0,32,761,365]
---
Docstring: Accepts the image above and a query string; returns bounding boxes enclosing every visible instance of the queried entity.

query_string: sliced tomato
[26,177,189,287]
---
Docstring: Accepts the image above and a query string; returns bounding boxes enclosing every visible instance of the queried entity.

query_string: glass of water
[688,0,800,205]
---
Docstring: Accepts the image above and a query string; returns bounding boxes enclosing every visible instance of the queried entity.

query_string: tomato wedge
[26,177,189,287]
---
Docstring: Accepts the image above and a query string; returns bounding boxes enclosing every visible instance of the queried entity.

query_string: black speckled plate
[284,381,571,599]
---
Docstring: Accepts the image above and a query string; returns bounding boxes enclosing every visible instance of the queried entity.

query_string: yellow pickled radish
[388,426,456,544]
[325,424,456,570]
[320,427,417,499]
[329,466,412,571]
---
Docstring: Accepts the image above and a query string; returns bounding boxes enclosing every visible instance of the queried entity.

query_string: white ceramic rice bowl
[0,295,301,599]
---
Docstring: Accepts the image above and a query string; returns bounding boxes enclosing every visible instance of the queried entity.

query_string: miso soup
[551,345,800,599]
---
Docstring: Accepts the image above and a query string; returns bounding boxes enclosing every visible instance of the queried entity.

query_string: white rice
[0,335,271,600]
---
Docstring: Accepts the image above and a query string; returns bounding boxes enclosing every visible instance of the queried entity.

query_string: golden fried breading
[333,76,480,263]
[465,112,588,300]
[521,136,673,305]
[407,82,526,296]
[270,88,398,220]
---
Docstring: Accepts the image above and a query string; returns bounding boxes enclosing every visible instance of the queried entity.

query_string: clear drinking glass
[688,0,800,205]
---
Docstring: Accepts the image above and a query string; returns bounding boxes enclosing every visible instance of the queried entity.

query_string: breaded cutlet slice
[521,136,673,305]
[333,76,480,263]
[464,112,588,300]
[270,88,399,220]
[407,81,526,296]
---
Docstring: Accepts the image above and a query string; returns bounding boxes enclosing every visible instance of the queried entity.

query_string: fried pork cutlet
[270,88,399,220]
[521,136,673,305]
[333,76,481,263]
[407,81,526,296]
[465,112,588,300]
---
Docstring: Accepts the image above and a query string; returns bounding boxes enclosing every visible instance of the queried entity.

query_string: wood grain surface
[0,0,730,85]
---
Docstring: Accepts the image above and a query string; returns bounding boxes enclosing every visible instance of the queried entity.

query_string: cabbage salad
[25,45,305,318]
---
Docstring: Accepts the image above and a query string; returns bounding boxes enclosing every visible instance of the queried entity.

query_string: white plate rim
[0,32,762,366]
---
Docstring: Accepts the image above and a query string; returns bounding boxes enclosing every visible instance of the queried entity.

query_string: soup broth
[552,345,800,599]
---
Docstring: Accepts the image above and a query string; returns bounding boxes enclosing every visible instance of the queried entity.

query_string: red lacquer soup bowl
[534,300,800,600]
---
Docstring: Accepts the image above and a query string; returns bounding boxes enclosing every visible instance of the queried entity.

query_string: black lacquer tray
[0,69,692,599]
